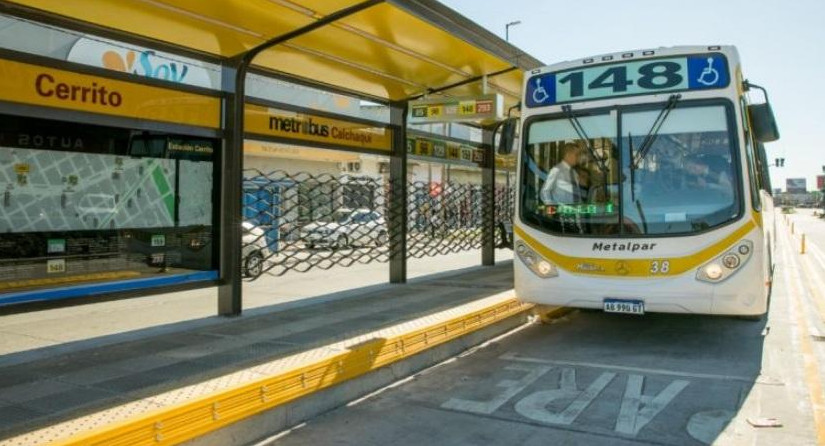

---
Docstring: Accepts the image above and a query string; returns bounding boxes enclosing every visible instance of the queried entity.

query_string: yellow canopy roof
[2,0,543,106]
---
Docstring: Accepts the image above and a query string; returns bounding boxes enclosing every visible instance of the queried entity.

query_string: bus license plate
[603,299,645,315]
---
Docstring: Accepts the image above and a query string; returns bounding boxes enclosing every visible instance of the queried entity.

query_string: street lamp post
[505,20,521,42]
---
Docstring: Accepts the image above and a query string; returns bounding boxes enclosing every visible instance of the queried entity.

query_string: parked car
[242,221,271,277]
[301,208,387,249]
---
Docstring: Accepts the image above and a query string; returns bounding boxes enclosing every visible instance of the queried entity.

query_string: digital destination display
[526,54,730,108]
[542,203,616,216]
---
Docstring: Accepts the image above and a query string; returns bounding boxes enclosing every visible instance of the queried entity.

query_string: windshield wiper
[628,131,636,201]
[562,105,608,174]
[562,105,610,196]
[631,94,681,169]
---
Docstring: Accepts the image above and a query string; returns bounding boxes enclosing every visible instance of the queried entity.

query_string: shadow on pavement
[0,263,514,440]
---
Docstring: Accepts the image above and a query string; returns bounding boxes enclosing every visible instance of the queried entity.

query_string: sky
[440,0,825,192]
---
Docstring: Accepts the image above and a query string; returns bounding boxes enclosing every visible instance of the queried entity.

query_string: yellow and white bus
[499,45,779,317]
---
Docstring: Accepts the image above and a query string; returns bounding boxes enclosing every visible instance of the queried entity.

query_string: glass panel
[246,74,390,123]
[521,114,621,235]
[0,116,218,296]
[621,105,740,235]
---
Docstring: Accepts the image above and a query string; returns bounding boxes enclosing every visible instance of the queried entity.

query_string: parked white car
[242,221,271,277]
[301,208,388,249]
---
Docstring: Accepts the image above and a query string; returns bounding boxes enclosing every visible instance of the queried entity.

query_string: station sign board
[786,178,807,194]
[406,136,485,167]
[408,94,503,124]
[245,105,392,153]
[0,58,220,129]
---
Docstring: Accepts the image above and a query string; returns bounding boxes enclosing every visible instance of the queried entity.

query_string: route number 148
[558,62,683,98]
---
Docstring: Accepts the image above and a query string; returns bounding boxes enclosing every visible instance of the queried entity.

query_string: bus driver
[683,154,733,192]
[540,142,584,205]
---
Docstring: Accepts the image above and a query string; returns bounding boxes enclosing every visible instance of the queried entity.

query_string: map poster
[0,116,218,295]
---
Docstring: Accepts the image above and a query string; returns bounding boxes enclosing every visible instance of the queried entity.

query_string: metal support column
[389,101,408,283]
[217,65,243,316]
[481,126,495,266]
[217,0,385,316]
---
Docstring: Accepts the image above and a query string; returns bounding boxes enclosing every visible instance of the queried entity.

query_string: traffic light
[774,158,785,167]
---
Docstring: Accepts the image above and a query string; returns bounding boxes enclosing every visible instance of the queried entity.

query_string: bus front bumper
[514,258,766,316]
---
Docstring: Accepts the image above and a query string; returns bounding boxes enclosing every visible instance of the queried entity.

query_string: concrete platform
[0,253,524,445]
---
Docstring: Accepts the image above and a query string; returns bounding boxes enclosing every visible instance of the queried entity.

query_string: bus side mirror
[748,103,780,143]
[744,81,779,143]
[496,118,518,155]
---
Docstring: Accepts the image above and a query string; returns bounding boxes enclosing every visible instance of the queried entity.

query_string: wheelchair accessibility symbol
[532,78,550,104]
[696,57,719,86]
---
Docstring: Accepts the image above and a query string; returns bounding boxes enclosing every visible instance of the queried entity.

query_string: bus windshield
[520,102,741,236]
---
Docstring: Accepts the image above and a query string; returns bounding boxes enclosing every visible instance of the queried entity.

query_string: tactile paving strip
[1,292,529,446]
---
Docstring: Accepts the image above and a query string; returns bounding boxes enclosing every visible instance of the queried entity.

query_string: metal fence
[241,169,514,278]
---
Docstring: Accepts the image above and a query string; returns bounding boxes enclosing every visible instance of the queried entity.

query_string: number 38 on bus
[497,46,779,319]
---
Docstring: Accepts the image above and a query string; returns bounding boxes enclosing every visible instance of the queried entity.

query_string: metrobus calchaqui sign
[244,104,392,153]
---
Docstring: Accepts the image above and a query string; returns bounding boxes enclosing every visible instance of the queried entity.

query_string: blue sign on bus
[526,54,729,108]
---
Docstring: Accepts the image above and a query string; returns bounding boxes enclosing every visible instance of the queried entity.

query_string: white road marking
[615,374,689,435]
[500,353,755,383]
[514,368,616,425]
[440,364,552,414]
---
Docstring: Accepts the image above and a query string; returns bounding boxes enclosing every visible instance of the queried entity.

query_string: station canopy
[3,0,544,107]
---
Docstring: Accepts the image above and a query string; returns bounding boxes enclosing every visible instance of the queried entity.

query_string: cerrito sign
[0,58,220,129]
[35,73,122,107]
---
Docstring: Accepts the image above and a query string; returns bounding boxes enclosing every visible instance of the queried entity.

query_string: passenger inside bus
[539,142,584,205]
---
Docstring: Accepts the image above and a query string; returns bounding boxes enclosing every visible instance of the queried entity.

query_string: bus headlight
[515,241,559,278]
[537,260,554,276]
[703,263,723,280]
[721,254,740,269]
[696,240,753,283]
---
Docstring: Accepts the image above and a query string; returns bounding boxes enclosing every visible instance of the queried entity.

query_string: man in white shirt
[540,142,584,205]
